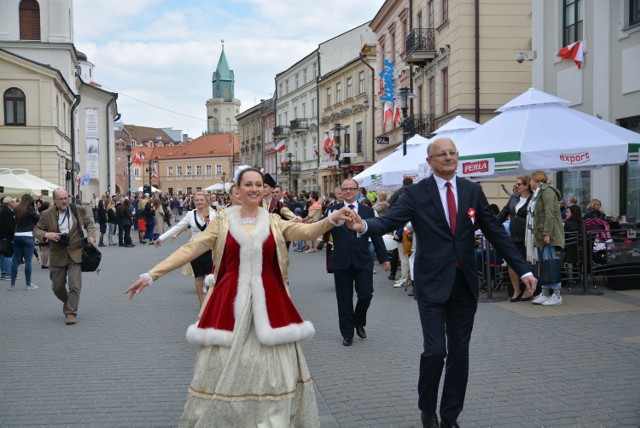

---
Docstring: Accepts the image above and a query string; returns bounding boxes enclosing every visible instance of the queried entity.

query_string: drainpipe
[358,53,376,163]
[474,0,480,123]
[105,95,118,195]
[70,94,81,197]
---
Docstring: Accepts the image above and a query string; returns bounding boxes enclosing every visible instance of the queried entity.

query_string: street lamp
[125,145,132,197]
[396,87,417,156]
[332,123,343,184]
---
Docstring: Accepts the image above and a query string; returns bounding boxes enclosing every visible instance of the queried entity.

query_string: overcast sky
[73,0,385,138]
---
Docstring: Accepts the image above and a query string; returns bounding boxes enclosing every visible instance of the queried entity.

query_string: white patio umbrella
[137,185,162,193]
[353,116,479,190]
[0,168,59,197]
[456,88,637,178]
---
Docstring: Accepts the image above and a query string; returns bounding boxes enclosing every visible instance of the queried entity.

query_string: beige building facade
[532,0,640,218]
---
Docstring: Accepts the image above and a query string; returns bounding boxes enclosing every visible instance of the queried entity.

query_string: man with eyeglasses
[323,178,390,346]
[346,138,536,428]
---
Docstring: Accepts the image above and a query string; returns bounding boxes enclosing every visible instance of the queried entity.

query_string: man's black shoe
[124,244,136,247]
[356,326,366,339]
[342,337,353,346]
[440,419,459,428]
[388,273,396,280]
[421,412,439,428]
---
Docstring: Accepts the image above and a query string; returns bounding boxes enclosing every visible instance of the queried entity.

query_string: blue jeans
[12,235,35,286]
[1,253,12,277]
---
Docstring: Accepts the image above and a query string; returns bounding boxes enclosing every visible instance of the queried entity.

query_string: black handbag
[0,238,13,257]
[534,258,562,285]
[70,204,102,272]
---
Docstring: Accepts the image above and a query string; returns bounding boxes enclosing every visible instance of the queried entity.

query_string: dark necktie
[445,182,457,235]
[348,204,355,211]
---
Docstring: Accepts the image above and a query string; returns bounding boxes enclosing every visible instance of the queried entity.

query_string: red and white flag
[151,165,158,180]
[383,102,393,127]
[275,139,286,153]
[323,132,334,154]
[393,103,401,125]
[558,41,584,69]
[134,152,143,165]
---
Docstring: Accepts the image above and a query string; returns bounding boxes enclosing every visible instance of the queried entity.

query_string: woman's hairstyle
[586,199,602,210]
[153,198,162,208]
[123,198,131,207]
[517,174,531,192]
[38,201,50,212]
[310,191,319,201]
[14,193,34,220]
[530,170,548,184]
[377,191,388,200]
[566,204,583,221]
[228,184,237,195]
[194,191,209,203]
[360,198,372,207]
[236,167,263,185]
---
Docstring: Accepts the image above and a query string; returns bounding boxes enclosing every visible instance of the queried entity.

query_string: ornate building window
[563,0,583,45]
[4,88,26,126]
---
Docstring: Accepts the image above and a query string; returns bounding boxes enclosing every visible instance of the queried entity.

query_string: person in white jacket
[156,192,216,307]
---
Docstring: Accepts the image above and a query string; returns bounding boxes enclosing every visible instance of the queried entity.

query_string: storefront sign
[376,136,390,145]
[348,165,365,172]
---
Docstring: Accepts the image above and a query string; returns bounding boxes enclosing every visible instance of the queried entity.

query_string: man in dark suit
[347,138,537,427]
[325,178,390,346]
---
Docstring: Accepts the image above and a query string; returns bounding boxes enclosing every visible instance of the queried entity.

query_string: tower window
[19,0,41,40]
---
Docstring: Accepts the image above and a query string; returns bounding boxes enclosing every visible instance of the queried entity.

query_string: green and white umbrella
[456,88,637,178]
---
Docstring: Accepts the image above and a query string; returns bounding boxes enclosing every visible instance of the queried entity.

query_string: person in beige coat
[33,188,96,325]
[126,168,353,427]
[152,198,165,242]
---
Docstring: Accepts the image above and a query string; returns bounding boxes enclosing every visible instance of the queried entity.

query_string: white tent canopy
[353,116,479,190]
[456,88,637,178]
[204,182,233,192]
[0,168,59,197]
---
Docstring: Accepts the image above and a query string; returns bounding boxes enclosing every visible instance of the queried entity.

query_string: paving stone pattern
[1,234,639,427]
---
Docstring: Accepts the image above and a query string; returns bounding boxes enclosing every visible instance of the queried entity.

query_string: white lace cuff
[140,273,153,286]
[328,211,345,227]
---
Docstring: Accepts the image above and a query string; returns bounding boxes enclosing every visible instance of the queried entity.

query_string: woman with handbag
[10,194,40,290]
[126,168,353,427]
[526,171,565,306]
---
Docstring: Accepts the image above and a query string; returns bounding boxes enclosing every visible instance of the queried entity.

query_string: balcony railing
[289,118,308,132]
[405,28,437,67]
[403,114,436,138]
[281,160,301,173]
[273,126,290,138]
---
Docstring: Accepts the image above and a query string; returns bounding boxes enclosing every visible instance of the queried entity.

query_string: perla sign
[379,59,395,102]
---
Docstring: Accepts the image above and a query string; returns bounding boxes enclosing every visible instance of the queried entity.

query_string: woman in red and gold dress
[126,167,352,427]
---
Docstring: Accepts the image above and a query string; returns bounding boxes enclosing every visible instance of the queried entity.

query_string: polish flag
[152,165,158,180]
[134,152,143,165]
[393,103,401,125]
[383,102,393,127]
[558,41,584,69]
[275,139,286,153]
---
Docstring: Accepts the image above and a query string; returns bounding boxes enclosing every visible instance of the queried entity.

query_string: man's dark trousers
[417,269,477,420]
[334,268,373,338]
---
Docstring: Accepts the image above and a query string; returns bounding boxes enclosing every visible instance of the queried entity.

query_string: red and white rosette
[467,208,476,225]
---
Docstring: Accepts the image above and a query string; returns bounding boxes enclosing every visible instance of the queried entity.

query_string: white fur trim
[186,206,315,347]
[204,274,216,288]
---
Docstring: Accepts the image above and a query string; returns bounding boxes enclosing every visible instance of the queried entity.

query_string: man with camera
[34,188,96,325]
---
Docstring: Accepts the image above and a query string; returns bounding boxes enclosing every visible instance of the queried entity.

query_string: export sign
[458,158,495,177]
[559,151,590,165]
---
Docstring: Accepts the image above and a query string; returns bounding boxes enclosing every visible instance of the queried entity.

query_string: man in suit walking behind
[325,179,390,346]
[34,189,96,325]
[347,138,537,427]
